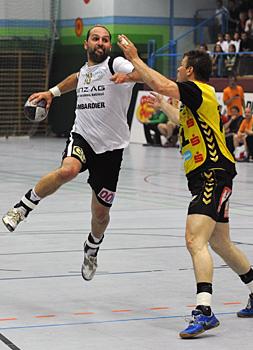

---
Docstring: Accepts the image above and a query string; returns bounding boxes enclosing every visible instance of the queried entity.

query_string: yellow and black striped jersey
[176,80,236,178]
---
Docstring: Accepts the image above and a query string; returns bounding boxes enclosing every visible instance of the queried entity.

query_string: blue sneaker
[237,295,253,318]
[179,309,220,339]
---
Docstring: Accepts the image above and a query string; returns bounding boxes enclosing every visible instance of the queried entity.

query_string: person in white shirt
[231,32,241,52]
[2,25,141,281]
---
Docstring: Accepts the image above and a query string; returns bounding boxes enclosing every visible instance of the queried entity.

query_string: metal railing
[148,9,229,78]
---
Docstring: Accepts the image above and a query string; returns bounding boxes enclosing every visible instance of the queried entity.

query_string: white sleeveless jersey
[72,56,135,153]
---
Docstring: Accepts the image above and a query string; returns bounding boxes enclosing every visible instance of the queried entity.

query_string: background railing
[148,9,229,78]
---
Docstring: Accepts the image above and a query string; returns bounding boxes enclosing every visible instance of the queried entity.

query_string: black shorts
[62,132,123,207]
[187,169,234,223]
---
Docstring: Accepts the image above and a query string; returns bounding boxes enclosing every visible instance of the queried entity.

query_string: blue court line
[0,312,236,331]
[0,269,163,281]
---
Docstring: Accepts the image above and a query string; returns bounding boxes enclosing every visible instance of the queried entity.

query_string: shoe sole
[179,321,220,339]
[237,313,253,318]
[2,218,14,232]
[81,265,94,281]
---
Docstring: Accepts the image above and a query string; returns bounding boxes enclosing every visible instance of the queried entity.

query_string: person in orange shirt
[223,75,245,116]
[234,107,253,160]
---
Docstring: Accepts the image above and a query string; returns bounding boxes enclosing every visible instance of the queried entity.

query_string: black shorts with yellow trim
[62,132,123,207]
[187,169,234,223]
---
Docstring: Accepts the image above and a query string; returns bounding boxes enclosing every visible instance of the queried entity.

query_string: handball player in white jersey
[2,25,141,281]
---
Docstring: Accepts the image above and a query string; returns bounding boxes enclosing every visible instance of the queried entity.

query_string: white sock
[31,188,41,201]
[90,232,102,243]
[246,280,253,294]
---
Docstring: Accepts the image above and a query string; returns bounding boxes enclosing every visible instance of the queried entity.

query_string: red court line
[146,307,170,310]
[186,304,196,308]
[34,315,56,318]
[223,302,241,305]
[0,318,17,321]
[111,309,133,313]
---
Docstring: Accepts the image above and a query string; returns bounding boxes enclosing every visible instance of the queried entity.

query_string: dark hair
[86,25,112,41]
[183,50,212,82]
[231,105,239,112]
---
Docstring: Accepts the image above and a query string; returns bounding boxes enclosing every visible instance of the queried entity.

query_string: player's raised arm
[29,72,78,110]
[117,34,179,99]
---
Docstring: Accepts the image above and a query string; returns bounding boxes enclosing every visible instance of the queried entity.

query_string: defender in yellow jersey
[118,38,253,338]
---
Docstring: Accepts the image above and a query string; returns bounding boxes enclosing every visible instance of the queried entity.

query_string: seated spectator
[216,33,227,52]
[231,31,241,52]
[224,43,238,75]
[245,8,253,38]
[219,104,228,124]
[246,133,253,161]
[198,43,211,55]
[234,107,253,160]
[223,33,233,52]
[158,121,179,147]
[223,105,244,154]
[223,75,245,117]
[212,43,224,77]
[143,109,168,147]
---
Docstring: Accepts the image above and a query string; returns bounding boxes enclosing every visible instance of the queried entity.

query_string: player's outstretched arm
[29,72,78,110]
[117,34,180,100]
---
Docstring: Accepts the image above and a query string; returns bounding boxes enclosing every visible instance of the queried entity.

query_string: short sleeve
[176,81,202,111]
[113,56,134,74]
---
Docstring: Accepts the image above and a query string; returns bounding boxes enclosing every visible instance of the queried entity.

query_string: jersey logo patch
[85,72,92,84]
[73,146,85,163]
[98,188,115,205]
[217,186,232,213]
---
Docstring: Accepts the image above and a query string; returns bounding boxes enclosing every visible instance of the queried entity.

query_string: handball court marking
[0,139,253,350]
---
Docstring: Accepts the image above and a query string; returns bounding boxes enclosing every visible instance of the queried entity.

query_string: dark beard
[88,46,110,64]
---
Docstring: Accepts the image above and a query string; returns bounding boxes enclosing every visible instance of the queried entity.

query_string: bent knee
[58,165,80,182]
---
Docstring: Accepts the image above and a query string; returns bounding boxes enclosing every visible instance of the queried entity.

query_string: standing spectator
[245,8,253,38]
[143,109,168,147]
[228,0,240,32]
[224,44,238,76]
[239,31,253,75]
[223,105,244,155]
[223,75,245,116]
[236,11,248,33]
[212,43,224,77]
[215,0,230,35]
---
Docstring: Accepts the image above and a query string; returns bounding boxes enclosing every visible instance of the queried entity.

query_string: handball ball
[24,98,48,122]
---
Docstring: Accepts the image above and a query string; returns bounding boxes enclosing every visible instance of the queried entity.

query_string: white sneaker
[2,208,25,232]
[81,245,98,281]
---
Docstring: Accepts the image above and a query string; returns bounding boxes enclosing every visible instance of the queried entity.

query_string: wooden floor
[0,137,252,350]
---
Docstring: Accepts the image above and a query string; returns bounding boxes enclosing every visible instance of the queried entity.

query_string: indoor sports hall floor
[0,137,252,350]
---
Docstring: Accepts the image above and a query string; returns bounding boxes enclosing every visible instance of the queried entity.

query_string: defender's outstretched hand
[117,34,139,62]
[148,92,165,110]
